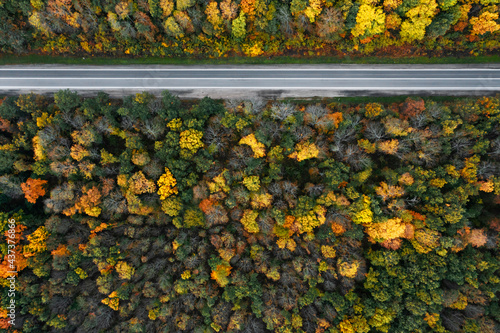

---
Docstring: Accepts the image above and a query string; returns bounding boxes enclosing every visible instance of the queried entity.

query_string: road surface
[1,65,499,98]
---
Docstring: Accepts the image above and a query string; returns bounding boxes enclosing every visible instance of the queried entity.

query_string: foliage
[157,167,178,200]
[239,133,266,158]
[21,178,48,204]
[1,91,499,333]
[0,0,496,58]
[289,141,320,161]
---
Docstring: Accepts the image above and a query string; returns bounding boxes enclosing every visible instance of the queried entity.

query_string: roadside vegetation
[1,91,499,332]
[0,0,499,62]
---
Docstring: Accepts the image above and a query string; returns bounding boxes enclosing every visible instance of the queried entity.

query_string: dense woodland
[0,92,499,332]
[0,0,499,57]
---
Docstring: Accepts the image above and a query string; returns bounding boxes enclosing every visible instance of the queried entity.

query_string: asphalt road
[1,65,499,98]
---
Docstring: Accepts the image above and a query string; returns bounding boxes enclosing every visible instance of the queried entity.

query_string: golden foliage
[78,161,95,180]
[478,180,494,192]
[461,155,479,183]
[321,245,336,258]
[167,118,182,131]
[100,149,119,165]
[375,182,404,201]
[338,260,360,278]
[338,315,370,333]
[102,294,119,310]
[470,11,500,35]
[250,191,273,209]
[351,4,385,38]
[365,103,384,118]
[69,186,102,217]
[352,195,373,225]
[24,226,49,257]
[378,139,399,155]
[161,196,183,216]
[239,133,266,158]
[289,142,320,161]
[206,1,223,27]
[400,0,437,42]
[304,0,323,23]
[160,0,175,16]
[179,129,204,153]
[157,168,178,200]
[240,0,256,20]
[241,210,260,233]
[385,12,402,29]
[295,205,326,234]
[243,42,264,57]
[276,237,297,251]
[265,266,280,281]
[129,171,156,195]
[384,118,410,137]
[429,178,447,188]
[181,270,191,279]
[365,217,406,243]
[33,135,46,161]
[70,144,89,161]
[116,261,135,280]
[424,313,440,328]
[165,16,184,37]
[398,172,414,186]
[384,0,402,11]
[208,170,230,193]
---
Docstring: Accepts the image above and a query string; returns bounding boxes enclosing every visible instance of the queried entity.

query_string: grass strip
[1,54,500,65]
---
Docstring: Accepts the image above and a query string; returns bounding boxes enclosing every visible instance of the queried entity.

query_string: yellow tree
[241,210,260,233]
[351,4,386,38]
[365,217,407,243]
[240,0,257,21]
[239,133,266,158]
[157,168,178,200]
[160,0,175,17]
[378,139,399,155]
[375,182,405,201]
[289,142,319,161]
[24,226,49,257]
[206,1,223,30]
[400,0,438,42]
[470,11,500,35]
[304,0,324,23]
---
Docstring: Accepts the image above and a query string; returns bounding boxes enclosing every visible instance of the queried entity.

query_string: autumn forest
[0,0,498,58]
[0,91,499,332]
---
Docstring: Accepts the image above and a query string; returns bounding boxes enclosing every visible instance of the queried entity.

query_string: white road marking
[2,87,499,90]
[1,77,498,80]
[0,68,499,71]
